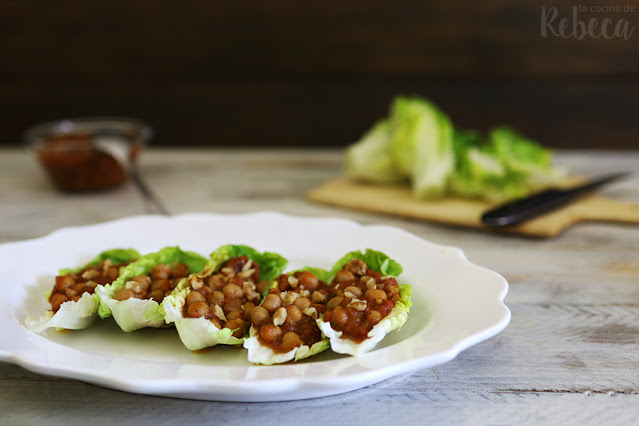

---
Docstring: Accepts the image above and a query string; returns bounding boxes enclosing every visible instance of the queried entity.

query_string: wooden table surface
[2,148,639,425]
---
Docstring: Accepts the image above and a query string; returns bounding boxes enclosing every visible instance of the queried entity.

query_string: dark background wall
[1,1,637,148]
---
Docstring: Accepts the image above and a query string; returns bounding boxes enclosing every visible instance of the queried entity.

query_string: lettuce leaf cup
[243,270,332,365]
[316,249,412,356]
[96,246,207,332]
[163,245,288,351]
[28,248,140,332]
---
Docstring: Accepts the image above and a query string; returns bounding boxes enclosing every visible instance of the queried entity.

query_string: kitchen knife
[481,172,630,227]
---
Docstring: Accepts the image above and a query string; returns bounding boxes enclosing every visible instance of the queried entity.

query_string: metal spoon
[92,135,169,215]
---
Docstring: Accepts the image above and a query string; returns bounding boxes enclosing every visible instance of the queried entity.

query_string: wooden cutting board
[307,177,639,237]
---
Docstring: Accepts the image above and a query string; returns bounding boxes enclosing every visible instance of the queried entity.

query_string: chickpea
[71,283,85,293]
[54,275,75,292]
[293,297,311,311]
[256,280,269,295]
[331,307,348,327]
[259,324,282,342]
[113,289,134,301]
[207,291,225,306]
[186,291,206,306]
[148,290,165,302]
[297,271,319,290]
[197,286,211,296]
[366,310,382,325]
[107,266,120,280]
[227,319,248,338]
[187,301,210,318]
[243,302,256,317]
[365,289,387,304]
[285,305,303,324]
[334,270,355,283]
[151,264,171,280]
[281,331,302,352]
[207,274,226,290]
[171,263,190,278]
[226,310,242,321]
[251,306,269,326]
[150,279,170,292]
[225,297,243,313]
[222,283,243,299]
[262,293,282,313]
[131,275,151,291]
[50,293,68,311]
[327,296,344,311]
[344,286,363,298]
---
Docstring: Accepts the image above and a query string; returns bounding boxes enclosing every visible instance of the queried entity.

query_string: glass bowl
[24,117,153,192]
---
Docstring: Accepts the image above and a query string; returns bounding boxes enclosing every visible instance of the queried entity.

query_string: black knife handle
[481,172,629,227]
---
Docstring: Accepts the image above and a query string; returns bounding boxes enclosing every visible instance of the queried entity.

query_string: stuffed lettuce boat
[96,246,207,332]
[243,269,332,365]
[29,248,140,332]
[163,245,288,351]
[316,249,412,356]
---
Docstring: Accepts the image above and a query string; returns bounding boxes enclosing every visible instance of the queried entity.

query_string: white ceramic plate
[0,212,510,402]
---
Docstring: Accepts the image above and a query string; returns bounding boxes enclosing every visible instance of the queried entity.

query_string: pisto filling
[322,259,401,343]
[49,258,133,312]
[112,262,190,303]
[182,256,261,339]
[253,271,328,353]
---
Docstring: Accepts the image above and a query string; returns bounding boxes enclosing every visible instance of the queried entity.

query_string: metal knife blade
[481,172,630,227]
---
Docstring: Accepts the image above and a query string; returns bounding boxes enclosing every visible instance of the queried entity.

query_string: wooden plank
[0,81,638,149]
[2,148,639,422]
[0,1,637,81]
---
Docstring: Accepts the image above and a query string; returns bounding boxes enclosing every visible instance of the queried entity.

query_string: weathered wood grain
[1,81,638,150]
[0,2,638,149]
[2,148,639,424]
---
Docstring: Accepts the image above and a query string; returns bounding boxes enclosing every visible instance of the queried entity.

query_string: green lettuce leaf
[344,95,564,202]
[28,248,141,332]
[318,250,410,355]
[97,246,207,332]
[490,127,564,189]
[318,283,412,356]
[28,292,99,332]
[450,127,564,202]
[297,266,333,284]
[329,249,403,282]
[59,248,141,275]
[162,279,243,350]
[346,120,406,183]
[208,244,288,284]
[390,96,454,199]
[163,245,288,351]
[243,326,330,365]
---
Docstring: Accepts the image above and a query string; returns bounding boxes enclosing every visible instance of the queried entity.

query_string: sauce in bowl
[26,118,151,192]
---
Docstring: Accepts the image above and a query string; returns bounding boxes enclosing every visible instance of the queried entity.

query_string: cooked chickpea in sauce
[323,259,401,343]
[253,271,328,353]
[49,258,133,312]
[181,256,261,339]
[112,263,191,303]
